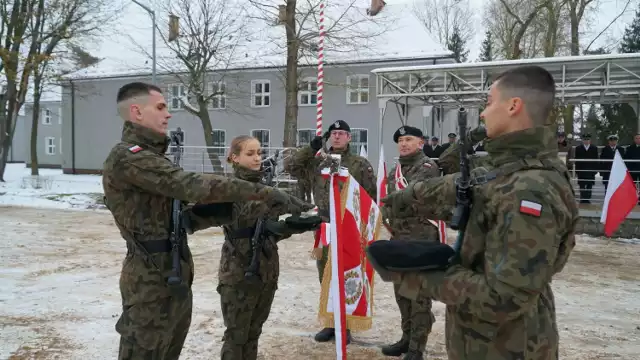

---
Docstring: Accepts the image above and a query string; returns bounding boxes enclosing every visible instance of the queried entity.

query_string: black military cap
[393,125,423,143]
[607,134,618,141]
[583,134,592,140]
[557,132,565,137]
[448,133,457,138]
[431,136,439,141]
[327,120,351,133]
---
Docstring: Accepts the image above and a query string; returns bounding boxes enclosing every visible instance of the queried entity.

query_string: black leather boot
[381,338,409,356]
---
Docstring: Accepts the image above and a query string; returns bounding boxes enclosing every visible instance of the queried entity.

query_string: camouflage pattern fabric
[384,126,579,360]
[217,165,302,360]
[103,121,311,359]
[286,145,377,282]
[438,127,489,175]
[386,150,439,353]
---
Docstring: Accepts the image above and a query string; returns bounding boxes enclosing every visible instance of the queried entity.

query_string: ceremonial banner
[319,173,383,332]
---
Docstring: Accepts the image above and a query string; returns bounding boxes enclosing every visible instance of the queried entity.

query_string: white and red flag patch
[128,145,143,153]
[519,200,542,217]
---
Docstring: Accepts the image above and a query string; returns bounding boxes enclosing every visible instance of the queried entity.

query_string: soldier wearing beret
[600,134,625,192]
[285,119,377,343]
[382,125,440,359]
[440,133,457,153]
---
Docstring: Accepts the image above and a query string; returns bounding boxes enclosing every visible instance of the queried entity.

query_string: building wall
[61,57,477,174]
[8,102,63,167]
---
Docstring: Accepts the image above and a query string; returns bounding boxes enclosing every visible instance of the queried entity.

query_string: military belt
[225,227,256,239]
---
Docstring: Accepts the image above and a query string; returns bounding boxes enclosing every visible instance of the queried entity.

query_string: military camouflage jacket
[218,166,295,285]
[286,145,377,215]
[398,126,579,360]
[103,121,274,244]
[386,150,440,241]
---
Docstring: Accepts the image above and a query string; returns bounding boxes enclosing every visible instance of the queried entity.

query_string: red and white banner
[600,150,639,236]
[319,168,382,359]
[393,163,448,244]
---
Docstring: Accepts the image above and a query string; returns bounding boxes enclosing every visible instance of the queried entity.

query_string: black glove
[264,219,288,236]
[366,240,455,282]
[285,214,322,232]
[310,135,324,152]
[190,202,234,217]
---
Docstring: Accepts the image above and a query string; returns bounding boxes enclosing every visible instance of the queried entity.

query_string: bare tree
[0,0,114,181]
[413,0,474,47]
[248,0,392,147]
[128,0,252,172]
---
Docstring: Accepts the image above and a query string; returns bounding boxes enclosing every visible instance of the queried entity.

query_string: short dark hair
[116,82,162,103]
[493,66,556,126]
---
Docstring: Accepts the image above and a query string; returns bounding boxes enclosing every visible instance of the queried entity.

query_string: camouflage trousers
[394,283,435,352]
[116,250,194,360]
[218,280,278,360]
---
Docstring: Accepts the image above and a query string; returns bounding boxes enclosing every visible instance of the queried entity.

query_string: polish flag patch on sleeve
[520,200,542,217]
[128,145,143,153]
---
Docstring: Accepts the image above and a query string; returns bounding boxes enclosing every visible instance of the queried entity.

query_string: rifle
[245,150,280,282]
[167,128,185,287]
[449,107,471,263]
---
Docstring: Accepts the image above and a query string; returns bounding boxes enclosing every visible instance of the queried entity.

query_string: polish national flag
[600,150,639,236]
[376,146,387,205]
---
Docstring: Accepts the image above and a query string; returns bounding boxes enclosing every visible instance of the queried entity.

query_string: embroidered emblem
[128,145,143,153]
[520,200,542,217]
[334,121,340,128]
[399,127,406,135]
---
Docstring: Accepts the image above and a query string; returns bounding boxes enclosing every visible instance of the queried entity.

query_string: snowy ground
[1,163,639,359]
[1,206,639,360]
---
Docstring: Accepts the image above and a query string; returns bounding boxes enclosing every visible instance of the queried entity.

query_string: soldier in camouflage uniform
[285,119,377,343]
[382,126,439,360]
[380,66,579,360]
[218,135,321,360]
[102,82,313,360]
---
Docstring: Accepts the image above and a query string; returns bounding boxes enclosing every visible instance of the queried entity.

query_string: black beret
[327,120,351,133]
[557,132,565,136]
[393,126,423,143]
[431,136,439,141]
[448,133,457,138]
[582,134,591,139]
[607,134,618,140]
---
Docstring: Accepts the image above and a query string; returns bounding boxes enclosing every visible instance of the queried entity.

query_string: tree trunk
[0,84,19,182]
[196,99,223,173]
[30,76,43,176]
[283,0,299,148]
[563,4,582,137]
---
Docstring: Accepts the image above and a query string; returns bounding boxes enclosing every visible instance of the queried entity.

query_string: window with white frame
[251,80,271,107]
[251,129,270,149]
[349,128,368,155]
[42,109,52,124]
[298,77,317,106]
[168,84,188,110]
[211,129,226,157]
[168,129,185,154]
[210,81,226,109]
[346,74,370,104]
[297,129,316,147]
[45,137,56,155]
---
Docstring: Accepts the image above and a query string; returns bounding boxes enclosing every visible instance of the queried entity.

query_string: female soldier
[218,135,321,360]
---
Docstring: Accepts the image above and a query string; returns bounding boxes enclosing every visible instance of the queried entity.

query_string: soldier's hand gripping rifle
[245,150,280,282]
[167,128,185,287]
[448,107,471,264]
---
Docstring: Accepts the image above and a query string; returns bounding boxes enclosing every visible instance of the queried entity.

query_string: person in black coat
[600,134,626,192]
[423,136,445,159]
[623,134,640,204]
[573,134,599,203]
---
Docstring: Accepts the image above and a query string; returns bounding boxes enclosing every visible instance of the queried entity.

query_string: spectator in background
[557,132,570,152]
[624,133,640,204]
[600,134,626,192]
[573,134,599,204]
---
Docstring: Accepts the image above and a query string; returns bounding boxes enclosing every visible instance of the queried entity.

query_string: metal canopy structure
[370,53,640,159]
[371,53,640,106]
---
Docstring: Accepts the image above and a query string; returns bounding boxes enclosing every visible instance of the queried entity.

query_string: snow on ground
[1,206,639,360]
[0,164,103,209]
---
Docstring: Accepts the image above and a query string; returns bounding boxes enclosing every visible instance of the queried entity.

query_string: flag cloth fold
[600,150,639,237]
[318,173,382,333]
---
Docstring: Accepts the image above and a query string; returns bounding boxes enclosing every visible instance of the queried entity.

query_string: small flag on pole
[600,150,639,236]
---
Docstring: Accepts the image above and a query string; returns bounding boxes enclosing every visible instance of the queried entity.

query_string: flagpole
[316,0,325,138]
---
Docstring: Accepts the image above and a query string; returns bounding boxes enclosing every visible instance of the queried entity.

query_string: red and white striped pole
[316,0,325,137]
